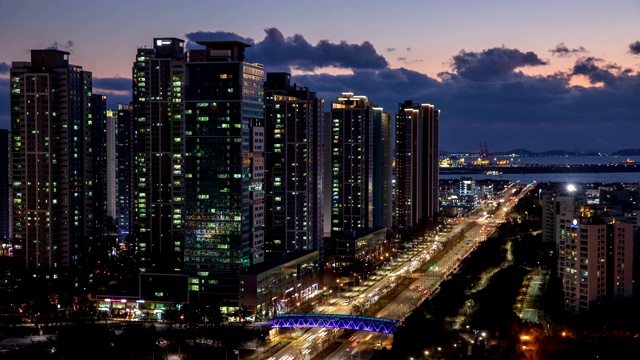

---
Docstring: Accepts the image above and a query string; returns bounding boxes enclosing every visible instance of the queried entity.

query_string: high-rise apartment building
[182,41,265,304]
[132,38,186,273]
[10,50,93,269]
[89,94,119,262]
[0,129,9,240]
[116,104,133,238]
[330,92,374,238]
[264,73,325,259]
[395,100,440,230]
[373,108,393,229]
[557,203,634,313]
[105,109,117,226]
[91,95,111,229]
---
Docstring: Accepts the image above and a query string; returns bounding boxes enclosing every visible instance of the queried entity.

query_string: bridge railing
[269,313,399,334]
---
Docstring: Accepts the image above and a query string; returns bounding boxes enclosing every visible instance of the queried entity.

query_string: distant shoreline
[440,163,640,174]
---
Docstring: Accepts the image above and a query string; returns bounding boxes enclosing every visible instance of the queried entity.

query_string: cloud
[450,46,548,82]
[571,57,618,86]
[184,31,255,49]
[294,44,639,153]
[549,42,587,57]
[2,29,640,153]
[185,28,388,72]
[93,76,131,92]
[0,62,9,74]
[47,40,75,51]
[629,41,640,55]
[386,48,396,52]
[93,77,132,110]
[397,57,424,65]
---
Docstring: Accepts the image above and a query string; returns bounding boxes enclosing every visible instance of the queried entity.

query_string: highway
[268,183,529,360]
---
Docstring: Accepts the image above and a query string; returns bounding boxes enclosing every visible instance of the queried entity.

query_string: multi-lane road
[268,183,529,360]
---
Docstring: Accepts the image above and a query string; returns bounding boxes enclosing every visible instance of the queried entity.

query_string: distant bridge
[269,313,399,334]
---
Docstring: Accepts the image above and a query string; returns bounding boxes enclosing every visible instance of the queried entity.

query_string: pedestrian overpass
[269,313,399,334]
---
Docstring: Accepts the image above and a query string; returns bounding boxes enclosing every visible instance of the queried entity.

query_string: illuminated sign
[571,219,579,229]
[156,40,172,46]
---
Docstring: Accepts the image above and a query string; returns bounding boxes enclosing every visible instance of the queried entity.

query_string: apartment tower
[116,104,133,239]
[373,108,393,229]
[0,129,9,240]
[264,73,325,260]
[10,50,93,269]
[329,92,374,239]
[557,204,634,313]
[132,38,186,273]
[395,100,440,230]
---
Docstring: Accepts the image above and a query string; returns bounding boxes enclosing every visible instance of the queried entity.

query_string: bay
[493,155,640,165]
[440,172,640,185]
[440,156,640,184]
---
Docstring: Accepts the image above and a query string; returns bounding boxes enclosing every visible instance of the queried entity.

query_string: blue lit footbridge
[269,313,399,334]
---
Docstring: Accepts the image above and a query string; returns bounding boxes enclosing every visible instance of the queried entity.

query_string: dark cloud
[450,47,547,82]
[293,45,640,153]
[2,32,639,153]
[186,28,388,71]
[93,77,131,92]
[184,31,255,49]
[103,93,133,111]
[386,48,396,52]
[47,40,75,51]
[629,41,640,55]
[571,57,618,86]
[0,62,9,74]
[549,42,587,57]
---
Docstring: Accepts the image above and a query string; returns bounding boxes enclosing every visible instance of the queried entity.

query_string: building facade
[0,129,9,240]
[10,50,94,268]
[395,100,440,230]
[548,185,635,313]
[132,38,186,273]
[557,213,634,313]
[182,41,265,306]
[116,104,133,239]
[239,251,320,317]
[373,108,393,229]
[263,73,325,260]
[329,92,374,239]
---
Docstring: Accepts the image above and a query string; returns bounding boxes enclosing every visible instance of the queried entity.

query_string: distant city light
[567,184,576,192]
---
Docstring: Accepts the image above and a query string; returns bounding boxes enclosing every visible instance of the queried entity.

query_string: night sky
[1,0,639,153]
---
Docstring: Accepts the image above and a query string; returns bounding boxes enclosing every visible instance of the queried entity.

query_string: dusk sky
[1,0,639,153]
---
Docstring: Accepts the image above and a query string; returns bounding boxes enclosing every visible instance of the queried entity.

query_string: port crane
[478,142,491,160]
